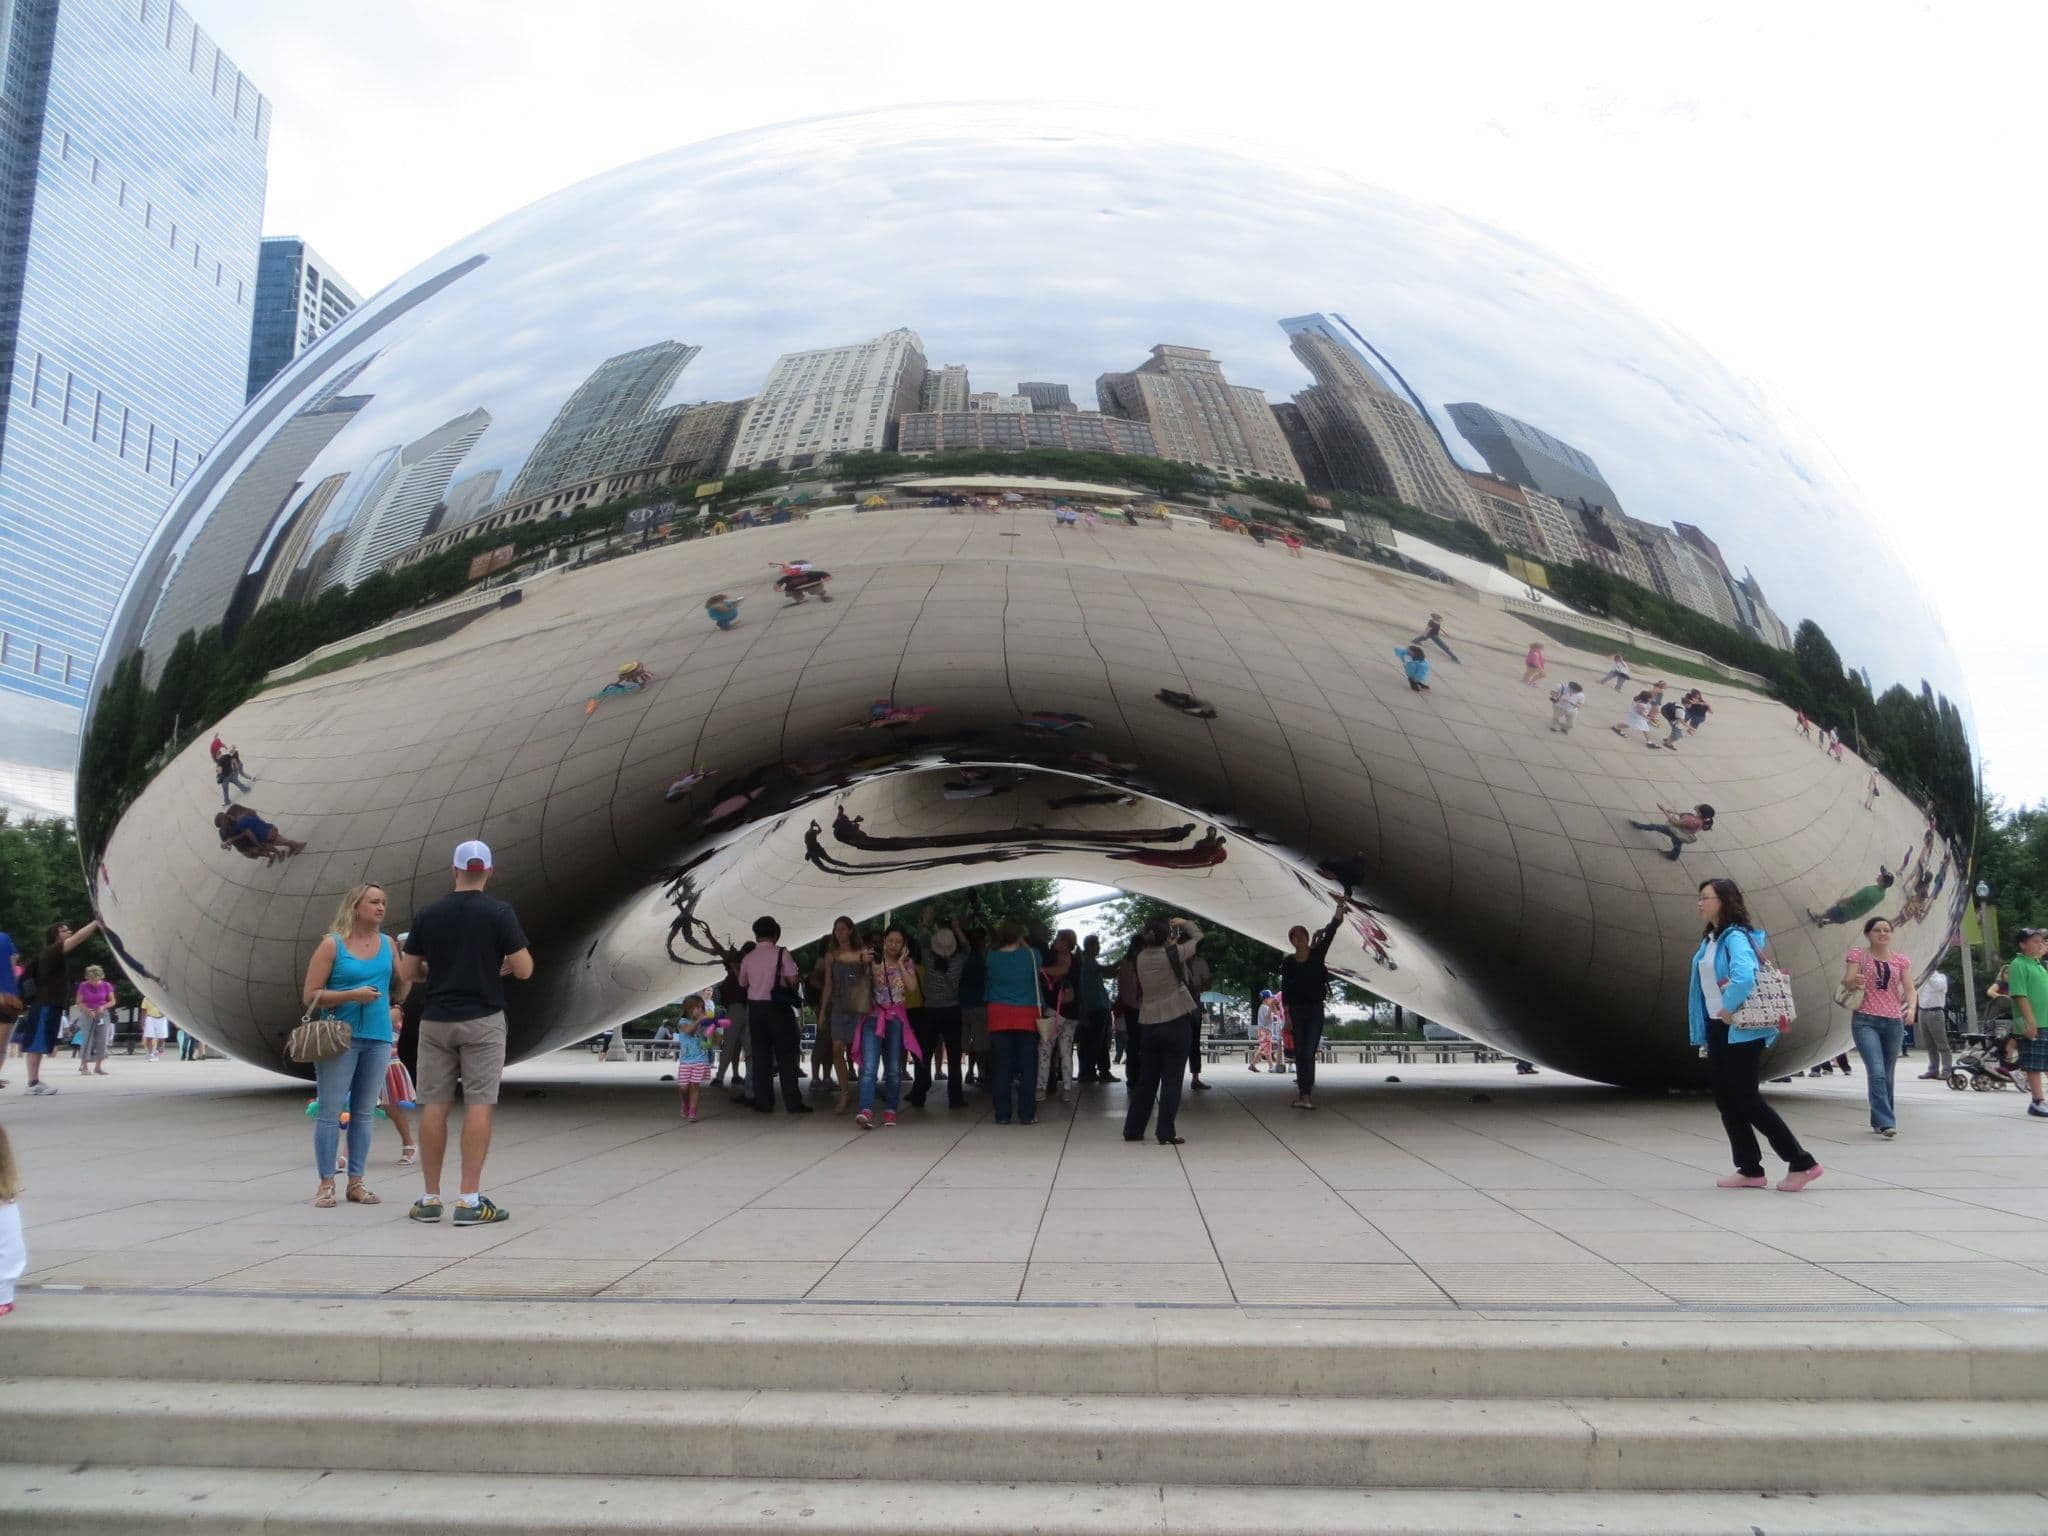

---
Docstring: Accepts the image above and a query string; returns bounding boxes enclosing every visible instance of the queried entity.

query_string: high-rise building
[438,468,500,533]
[728,327,926,472]
[0,0,271,806]
[969,390,1033,413]
[1096,344,1301,484]
[1017,381,1075,413]
[1737,569,1793,650]
[245,235,358,399]
[324,406,490,590]
[1445,401,1623,515]
[1571,501,1657,589]
[505,340,698,504]
[1282,316,1479,520]
[1459,470,1585,566]
[138,357,371,673]
[897,409,1157,457]
[1269,402,1332,490]
[919,364,969,414]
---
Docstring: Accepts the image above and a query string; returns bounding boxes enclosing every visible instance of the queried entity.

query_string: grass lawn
[1522,615,1775,698]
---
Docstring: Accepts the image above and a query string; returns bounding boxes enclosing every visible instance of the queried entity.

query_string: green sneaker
[452,1196,508,1227]
[408,1197,444,1223]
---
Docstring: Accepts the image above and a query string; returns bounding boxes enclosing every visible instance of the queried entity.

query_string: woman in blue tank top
[300,884,410,1209]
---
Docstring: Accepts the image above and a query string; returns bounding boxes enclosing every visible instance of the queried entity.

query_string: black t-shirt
[403,890,529,1022]
[32,942,69,1001]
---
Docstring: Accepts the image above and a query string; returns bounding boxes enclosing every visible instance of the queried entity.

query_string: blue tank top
[327,933,395,1042]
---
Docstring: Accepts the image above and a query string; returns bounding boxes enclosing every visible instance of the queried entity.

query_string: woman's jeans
[1851,1011,1905,1130]
[1706,1023,1815,1176]
[1123,1016,1192,1142]
[314,1037,392,1180]
[988,1030,1037,1124]
[859,1014,905,1115]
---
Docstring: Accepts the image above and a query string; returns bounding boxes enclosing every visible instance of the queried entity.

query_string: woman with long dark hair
[1840,915,1912,1138]
[1689,879,1822,1191]
[815,916,870,1114]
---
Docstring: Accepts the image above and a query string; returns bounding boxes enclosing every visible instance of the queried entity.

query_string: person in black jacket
[1279,900,1348,1110]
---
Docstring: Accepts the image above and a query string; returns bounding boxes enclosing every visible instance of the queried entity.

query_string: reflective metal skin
[80,108,1974,1086]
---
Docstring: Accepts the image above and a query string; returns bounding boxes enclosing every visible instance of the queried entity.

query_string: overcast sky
[195,0,2043,808]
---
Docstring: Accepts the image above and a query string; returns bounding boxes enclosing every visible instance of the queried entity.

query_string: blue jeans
[314,1038,393,1179]
[858,1014,904,1115]
[1850,1011,1904,1130]
[988,1030,1037,1124]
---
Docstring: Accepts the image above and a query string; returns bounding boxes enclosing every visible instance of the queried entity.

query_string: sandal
[346,1179,381,1205]
[313,1181,338,1208]
[399,1145,419,1167]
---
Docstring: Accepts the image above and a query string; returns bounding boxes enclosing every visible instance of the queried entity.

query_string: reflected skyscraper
[139,357,373,672]
[1096,344,1301,484]
[1446,401,1623,516]
[728,328,926,472]
[1017,381,1075,413]
[326,408,490,590]
[245,236,358,400]
[920,364,970,413]
[1283,315,1480,519]
[506,341,698,504]
[0,0,270,812]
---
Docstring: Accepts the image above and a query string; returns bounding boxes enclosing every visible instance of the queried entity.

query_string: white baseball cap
[452,839,493,872]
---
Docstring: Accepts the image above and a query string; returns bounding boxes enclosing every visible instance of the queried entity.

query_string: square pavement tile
[1622,1263,1891,1305]
[599,1261,833,1300]
[1821,1262,2048,1305]
[1742,1230,2003,1264]
[1021,1262,1235,1304]
[1228,1262,1450,1305]
[1562,1230,1797,1264]
[395,1257,647,1298]
[203,1255,456,1294]
[808,1262,1026,1302]
[1422,1263,1673,1307]
[31,1249,285,1290]
[664,1208,884,1262]
[1381,1230,1600,1264]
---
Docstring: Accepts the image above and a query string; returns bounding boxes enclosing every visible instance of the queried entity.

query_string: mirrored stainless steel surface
[79,107,1975,1085]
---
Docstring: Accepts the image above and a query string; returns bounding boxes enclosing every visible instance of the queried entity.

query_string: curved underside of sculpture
[77,108,1972,1087]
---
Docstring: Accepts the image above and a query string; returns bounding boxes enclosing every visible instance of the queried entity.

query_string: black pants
[1186,1014,1206,1081]
[909,1005,964,1107]
[1123,1016,1191,1142]
[1077,1008,1113,1080]
[750,1000,805,1111]
[1707,1023,1815,1176]
[1293,1013,1325,1095]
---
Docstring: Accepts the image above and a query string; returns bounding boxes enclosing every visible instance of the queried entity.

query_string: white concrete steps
[2,1376,2043,1494]
[2,1296,2036,1400]
[7,1468,2047,1535]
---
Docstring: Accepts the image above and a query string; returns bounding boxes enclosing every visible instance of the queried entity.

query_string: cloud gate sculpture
[79,108,1975,1088]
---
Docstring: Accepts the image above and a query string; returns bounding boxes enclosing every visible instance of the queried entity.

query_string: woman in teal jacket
[1690,878,1822,1192]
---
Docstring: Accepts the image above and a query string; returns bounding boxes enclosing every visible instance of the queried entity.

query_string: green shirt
[2010,953,2048,1034]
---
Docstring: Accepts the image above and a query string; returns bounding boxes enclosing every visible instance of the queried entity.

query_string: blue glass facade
[0,0,268,712]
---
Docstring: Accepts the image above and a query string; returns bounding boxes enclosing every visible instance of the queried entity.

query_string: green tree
[0,813,131,1003]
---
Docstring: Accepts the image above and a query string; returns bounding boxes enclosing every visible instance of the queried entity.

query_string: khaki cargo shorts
[417,1012,508,1105]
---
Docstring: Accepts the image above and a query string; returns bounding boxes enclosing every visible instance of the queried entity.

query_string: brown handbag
[286,1003,353,1063]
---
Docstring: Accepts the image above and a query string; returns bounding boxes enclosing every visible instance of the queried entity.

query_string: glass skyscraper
[0,0,268,811]
[246,235,358,400]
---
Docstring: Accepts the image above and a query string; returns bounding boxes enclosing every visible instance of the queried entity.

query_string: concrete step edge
[6,1466,2047,1535]
[5,1379,2044,1493]
[5,1295,2036,1400]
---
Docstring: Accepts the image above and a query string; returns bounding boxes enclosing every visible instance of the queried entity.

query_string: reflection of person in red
[1107,827,1227,869]
[773,561,832,602]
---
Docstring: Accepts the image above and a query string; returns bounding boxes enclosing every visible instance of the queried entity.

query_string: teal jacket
[1687,925,1779,1047]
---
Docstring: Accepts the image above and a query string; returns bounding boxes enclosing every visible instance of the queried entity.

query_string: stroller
[1950,1028,2028,1092]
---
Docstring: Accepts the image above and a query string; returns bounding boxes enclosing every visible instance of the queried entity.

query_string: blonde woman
[300,884,409,1208]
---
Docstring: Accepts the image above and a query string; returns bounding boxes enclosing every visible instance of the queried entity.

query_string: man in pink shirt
[733,917,812,1115]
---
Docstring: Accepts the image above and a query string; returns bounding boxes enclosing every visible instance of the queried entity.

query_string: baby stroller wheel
[1970,1075,1990,1091]
[1948,1070,1969,1091]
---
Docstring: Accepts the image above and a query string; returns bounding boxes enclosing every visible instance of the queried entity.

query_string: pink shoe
[1777,1165,1824,1193]
[882,1111,897,1128]
[856,1110,873,1129]
[687,1108,698,1123]
[1716,1173,1768,1189]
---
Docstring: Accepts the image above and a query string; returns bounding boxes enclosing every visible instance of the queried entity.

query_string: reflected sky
[183,105,1959,705]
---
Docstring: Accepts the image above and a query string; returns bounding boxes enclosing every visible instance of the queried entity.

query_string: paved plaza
[5,1051,2046,1313]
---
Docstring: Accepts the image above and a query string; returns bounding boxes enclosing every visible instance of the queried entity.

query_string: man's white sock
[457,1192,480,1206]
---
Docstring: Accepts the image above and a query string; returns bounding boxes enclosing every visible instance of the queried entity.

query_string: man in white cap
[402,840,533,1225]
